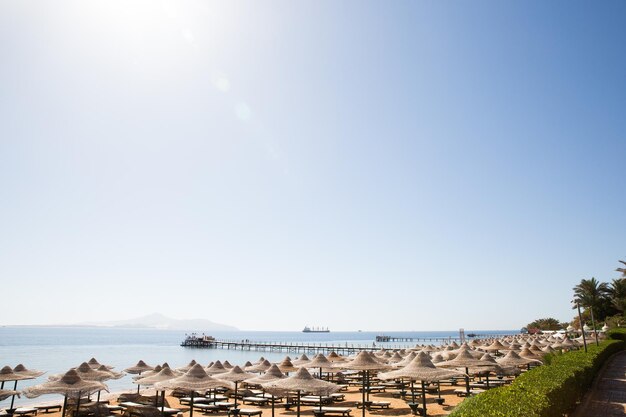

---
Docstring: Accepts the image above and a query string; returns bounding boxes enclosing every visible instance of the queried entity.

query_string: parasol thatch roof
[134,367,179,386]
[378,352,464,382]
[50,363,113,382]
[245,365,286,385]
[496,350,541,367]
[0,366,34,382]
[0,389,20,402]
[336,351,391,371]
[124,360,154,375]
[261,367,339,396]
[213,366,256,383]
[13,364,45,379]
[22,370,107,398]
[154,364,233,392]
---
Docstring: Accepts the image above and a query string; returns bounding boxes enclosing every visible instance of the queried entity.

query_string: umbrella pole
[9,380,18,410]
[234,381,238,409]
[297,391,301,417]
[189,390,195,417]
[0,381,4,389]
[62,394,68,417]
[271,395,275,417]
[97,390,101,403]
[411,381,415,404]
[137,371,142,394]
[161,390,166,417]
[75,391,82,417]
[486,374,489,389]
[465,367,470,396]
[421,382,426,417]
[361,371,366,417]
[319,394,322,414]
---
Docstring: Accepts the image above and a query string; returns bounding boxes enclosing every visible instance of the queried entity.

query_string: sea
[0,327,517,408]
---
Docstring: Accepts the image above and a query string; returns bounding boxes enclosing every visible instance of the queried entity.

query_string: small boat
[303,325,330,333]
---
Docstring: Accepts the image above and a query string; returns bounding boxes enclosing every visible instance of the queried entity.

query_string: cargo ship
[302,325,330,333]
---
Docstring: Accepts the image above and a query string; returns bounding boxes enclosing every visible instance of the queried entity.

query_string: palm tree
[617,260,626,278]
[573,277,610,313]
[609,278,626,314]
[573,277,610,346]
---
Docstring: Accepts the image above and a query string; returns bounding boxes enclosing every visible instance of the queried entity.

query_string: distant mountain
[79,313,238,331]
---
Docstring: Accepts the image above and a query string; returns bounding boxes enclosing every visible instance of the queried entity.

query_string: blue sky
[1,1,625,331]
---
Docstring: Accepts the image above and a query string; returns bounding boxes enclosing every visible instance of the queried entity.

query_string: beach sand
[12,382,468,417]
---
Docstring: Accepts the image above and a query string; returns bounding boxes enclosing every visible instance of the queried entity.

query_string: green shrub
[448,332,625,417]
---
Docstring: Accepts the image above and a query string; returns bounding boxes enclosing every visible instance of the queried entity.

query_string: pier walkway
[571,350,626,417]
[181,337,467,355]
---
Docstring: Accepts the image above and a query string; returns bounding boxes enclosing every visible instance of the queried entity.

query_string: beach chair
[319,407,351,417]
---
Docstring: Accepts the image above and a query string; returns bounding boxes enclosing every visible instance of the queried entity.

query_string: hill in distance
[80,313,238,331]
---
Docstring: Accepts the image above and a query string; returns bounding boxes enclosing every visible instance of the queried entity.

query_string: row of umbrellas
[3,345,544,417]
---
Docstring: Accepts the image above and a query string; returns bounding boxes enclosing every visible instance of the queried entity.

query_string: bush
[449,331,626,417]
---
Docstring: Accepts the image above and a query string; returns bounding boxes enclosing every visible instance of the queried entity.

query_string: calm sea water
[0,327,516,407]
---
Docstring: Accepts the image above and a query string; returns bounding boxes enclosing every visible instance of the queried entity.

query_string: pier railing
[179,334,513,354]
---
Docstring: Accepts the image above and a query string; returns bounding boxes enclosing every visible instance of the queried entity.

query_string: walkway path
[571,350,626,416]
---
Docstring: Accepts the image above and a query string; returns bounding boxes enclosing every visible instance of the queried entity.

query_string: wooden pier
[181,336,380,355]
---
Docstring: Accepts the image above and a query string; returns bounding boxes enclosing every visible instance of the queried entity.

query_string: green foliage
[448,332,626,417]
[526,317,563,331]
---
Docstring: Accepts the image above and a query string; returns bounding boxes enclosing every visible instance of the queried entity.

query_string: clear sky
[1,1,625,331]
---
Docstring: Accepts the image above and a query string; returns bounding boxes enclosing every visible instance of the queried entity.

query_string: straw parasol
[276,358,299,374]
[335,351,391,417]
[124,360,154,393]
[86,358,114,370]
[52,362,119,403]
[327,352,346,363]
[379,352,464,416]
[301,354,335,379]
[246,360,272,373]
[214,366,257,411]
[205,360,227,375]
[176,360,198,373]
[291,354,310,366]
[262,367,339,417]
[13,365,45,379]
[245,365,285,417]
[496,350,541,369]
[0,390,20,402]
[23,370,108,417]
[436,349,492,396]
[223,361,234,369]
[1,365,44,410]
[135,367,180,413]
[155,364,233,417]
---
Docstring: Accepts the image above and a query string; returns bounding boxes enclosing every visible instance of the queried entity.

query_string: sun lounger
[180,397,216,405]
[228,409,261,417]
[330,393,345,402]
[454,388,485,397]
[355,401,391,410]
[14,408,38,417]
[35,405,61,414]
[242,397,269,406]
[320,407,351,417]
[192,404,221,414]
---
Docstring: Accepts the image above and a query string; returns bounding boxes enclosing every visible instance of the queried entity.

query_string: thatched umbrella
[261,367,339,417]
[276,358,299,374]
[245,365,285,417]
[124,361,154,394]
[436,349,491,396]
[223,361,234,369]
[135,367,179,414]
[326,352,345,363]
[496,350,541,370]
[0,390,20,402]
[23,370,107,417]
[205,361,227,375]
[8,365,45,409]
[291,354,310,366]
[518,348,544,363]
[176,360,198,373]
[246,360,272,373]
[394,352,417,368]
[154,364,233,417]
[379,352,464,416]
[335,351,391,417]
[214,366,257,411]
[86,359,113,370]
[301,354,334,380]
[52,362,120,403]
[0,365,43,411]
